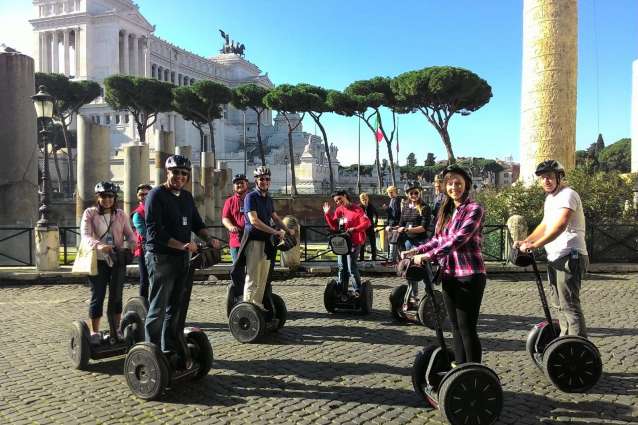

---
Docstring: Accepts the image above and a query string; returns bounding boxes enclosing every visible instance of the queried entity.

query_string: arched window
[151,64,156,79]
[164,69,169,81]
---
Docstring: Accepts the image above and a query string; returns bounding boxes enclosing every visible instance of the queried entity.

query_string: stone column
[143,36,150,77]
[631,59,638,174]
[520,0,578,184]
[0,50,39,266]
[131,34,139,76]
[42,32,50,72]
[122,30,129,75]
[33,31,41,72]
[76,116,110,224]
[141,141,150,185]
[124,143,144,216]
[52,31,59,73]
[154,131,174,185]
[201,151,214,224]
[63,29,70,76]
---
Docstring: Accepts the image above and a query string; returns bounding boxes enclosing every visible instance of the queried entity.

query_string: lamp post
[284,154,289,195]
[32,85,55,227]
[242,110,247,176]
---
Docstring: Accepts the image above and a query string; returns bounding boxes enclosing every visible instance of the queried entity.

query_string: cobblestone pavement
[0,274,637,424]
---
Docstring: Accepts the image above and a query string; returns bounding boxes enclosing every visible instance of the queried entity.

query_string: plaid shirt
[416,198,485,278]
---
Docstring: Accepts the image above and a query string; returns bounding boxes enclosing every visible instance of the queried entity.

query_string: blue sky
[1,0,636,166]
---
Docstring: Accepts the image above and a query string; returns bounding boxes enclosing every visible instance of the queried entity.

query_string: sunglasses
[408,191,420,196]
[258,177,271,182]
[171,170,190,177]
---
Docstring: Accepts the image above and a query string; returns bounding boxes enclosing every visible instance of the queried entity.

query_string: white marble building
[28,0,339,193]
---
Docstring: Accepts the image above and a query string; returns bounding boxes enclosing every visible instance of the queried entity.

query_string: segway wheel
[185,328,214,380]
[229,303,265,343]
[438,363,503,425]
[123,296,149,324]
[124,343,169,401]
[359,281,373,315]
[68,320,91,370]
[389,285,408,322]
[226,283,241,318]
[271,294,287,330]
[543,336,602,393]
[418,289,448,330]
[120,311,145,345]
[411,345,439,409]
[526,320,560,368]
[323,279,338,313]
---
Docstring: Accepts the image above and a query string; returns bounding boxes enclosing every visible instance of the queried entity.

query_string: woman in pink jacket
[80,181,136,344]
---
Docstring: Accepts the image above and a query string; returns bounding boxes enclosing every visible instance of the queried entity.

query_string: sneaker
[116,330,125,342]
[450,361,459,369]
[401,303,410,313]
[90,333,101,345]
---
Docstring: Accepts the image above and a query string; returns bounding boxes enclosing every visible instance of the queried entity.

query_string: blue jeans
[145,252,189,353]
[138,250,149,300]
[230,247,240,264]
[337,245,361,289]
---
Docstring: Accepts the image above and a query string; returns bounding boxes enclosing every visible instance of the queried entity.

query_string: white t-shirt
[543,186,588,261]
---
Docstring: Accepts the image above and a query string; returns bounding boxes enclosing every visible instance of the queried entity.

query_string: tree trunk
[375,141,382,194]
[437,127,456,164]
[137,119,146,144]
[52,148,63,193]
[312,114,334,192]
[384,139,397,187]
[61,118,74,195]
[255,109,266,166]
[208,121,217,166]
[287,128,297,196]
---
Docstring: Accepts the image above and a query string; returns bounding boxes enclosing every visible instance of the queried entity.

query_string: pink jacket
[80,207,136,250]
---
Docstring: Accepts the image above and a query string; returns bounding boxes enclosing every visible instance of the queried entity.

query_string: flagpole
[357,116,361,194]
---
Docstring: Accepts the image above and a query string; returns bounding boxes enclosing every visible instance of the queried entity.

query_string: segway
[323,230,373,314]
[511,249,602,393]
[227,233,294,343]
[389,263,448,329]
[411,260,503,425]
[124,243,217,400]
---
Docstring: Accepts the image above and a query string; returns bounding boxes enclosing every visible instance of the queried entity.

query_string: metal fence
[1,222,637,267]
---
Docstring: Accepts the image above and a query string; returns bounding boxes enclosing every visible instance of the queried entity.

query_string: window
[124,114,130,124]
[115,114,120,124]
[105,115,111,125]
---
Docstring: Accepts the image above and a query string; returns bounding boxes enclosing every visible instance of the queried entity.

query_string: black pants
[442,274,486,364]
[88,260,125,319]
[359,228,377,261]
[138,250,150,300]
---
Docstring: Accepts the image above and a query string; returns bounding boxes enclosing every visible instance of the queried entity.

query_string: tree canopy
[104,75,174,144]
[392,66,492,163]
[190,80,232,161]
[231,83,271,165]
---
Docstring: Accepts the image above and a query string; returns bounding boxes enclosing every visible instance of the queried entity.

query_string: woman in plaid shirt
[402,164,486,365]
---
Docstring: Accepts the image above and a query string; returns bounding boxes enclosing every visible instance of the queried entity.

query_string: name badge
[182,216,188,226]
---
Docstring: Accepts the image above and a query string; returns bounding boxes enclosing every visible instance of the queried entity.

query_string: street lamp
[32,85,55,227]
[284,154,289,195]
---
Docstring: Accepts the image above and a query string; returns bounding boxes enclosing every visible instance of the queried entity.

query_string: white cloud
[0,3,34,57]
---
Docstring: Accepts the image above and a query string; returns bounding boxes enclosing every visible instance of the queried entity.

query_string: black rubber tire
[411,345,439,409]
[526,320,560,368]
[226,283,241,318]
[271,294,287,330]
[123,296,149,324]
[120,311,145,345]
[543,336,603,393]
[359,281,373,315]
[68,320,91,370]
[323,279,338,313]
[124,342,169,401]
[389,285,408,322]
[438,363,503,425]
[418,289,448,330]
[184,328,214,380]
[228,303,265,343]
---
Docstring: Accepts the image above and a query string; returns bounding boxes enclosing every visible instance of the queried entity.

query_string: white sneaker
[90,333,101,345]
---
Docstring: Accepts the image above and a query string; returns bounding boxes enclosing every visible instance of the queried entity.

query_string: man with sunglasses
[144,155,221,356]
[222,174,249,263]
[233,166,287,310]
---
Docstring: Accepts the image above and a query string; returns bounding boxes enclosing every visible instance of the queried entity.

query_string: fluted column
[63,29,70,76]
[41,32,50,72]
[631,60,638,173]
[74,28,80,77]
[520,0,578,184]
[52,31,59,72]
[143,37,150,77]
[122,30,129,75]
[131,34,139,76]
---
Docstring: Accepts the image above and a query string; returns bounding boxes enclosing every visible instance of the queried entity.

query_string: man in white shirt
[515,160,589,337]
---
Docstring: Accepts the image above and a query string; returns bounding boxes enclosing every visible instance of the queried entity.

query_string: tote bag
[72,239,97,276]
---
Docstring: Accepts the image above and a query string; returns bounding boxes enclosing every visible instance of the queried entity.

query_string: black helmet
[232,174,248,184]
[165,154,191,170]
[441,164,473,187]
[403,180,421,193]
[253,166,271,178]
[271,233,296,252]
[535,160,565,178]
[136,183,152,192]
[95,181,119,195]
